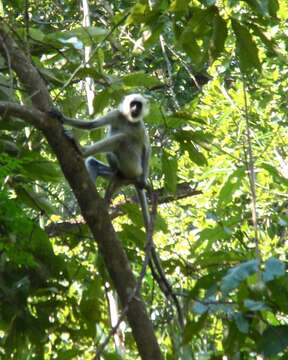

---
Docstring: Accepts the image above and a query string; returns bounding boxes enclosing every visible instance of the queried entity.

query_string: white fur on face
[119,94,149,122]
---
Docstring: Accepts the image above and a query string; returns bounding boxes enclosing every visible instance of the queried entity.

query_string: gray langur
[51,93,151,227]
[50,94,183,327]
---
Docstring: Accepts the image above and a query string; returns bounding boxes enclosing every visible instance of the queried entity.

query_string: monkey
[53,94,149,188]
[49,94,183,327]
[49,94,152,238]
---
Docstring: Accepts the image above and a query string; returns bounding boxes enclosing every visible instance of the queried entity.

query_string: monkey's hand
[47,108,65,124]
[48,109,83,155]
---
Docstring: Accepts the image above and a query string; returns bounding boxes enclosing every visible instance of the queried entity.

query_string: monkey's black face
[130,100,143,118]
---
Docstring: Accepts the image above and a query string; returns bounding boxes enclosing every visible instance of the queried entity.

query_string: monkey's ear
[48,108,64,123]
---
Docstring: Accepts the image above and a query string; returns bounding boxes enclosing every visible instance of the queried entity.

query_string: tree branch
[45,182,202,237]
[0,23,163,360]
[0,101,45,128]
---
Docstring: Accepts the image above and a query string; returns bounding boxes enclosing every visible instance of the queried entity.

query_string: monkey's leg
[85,156,114,182]
[104,178,122,205]
[136,186,184,328]
[136,188,151,230]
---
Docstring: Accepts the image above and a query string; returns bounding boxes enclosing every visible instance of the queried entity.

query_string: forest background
[0,0,288,359]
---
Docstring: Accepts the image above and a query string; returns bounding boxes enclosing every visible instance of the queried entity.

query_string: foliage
[0,0,288,358]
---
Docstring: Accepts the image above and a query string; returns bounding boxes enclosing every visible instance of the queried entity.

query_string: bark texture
[0,24,163,360]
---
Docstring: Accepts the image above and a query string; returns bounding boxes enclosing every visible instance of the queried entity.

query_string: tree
[1,0,288,358]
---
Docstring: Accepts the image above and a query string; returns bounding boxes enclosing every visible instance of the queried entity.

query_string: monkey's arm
[143,145,150,180]
[138,142,151,188]
[49,109,119,130]
[82,133,127,157]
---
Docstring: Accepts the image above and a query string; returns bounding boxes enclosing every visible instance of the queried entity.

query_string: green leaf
[103,352,123,360]
[198,225,232,243]
[267,277,288,313]
[231,19,261,73]
[121,203,145,227]
[179,7,216,67]
[119,224,146,249]
[184,7,214,36]
[257,326,288,357]
[122,72,162,88]
[145,104,164,125]
[15,185,56,214]
[244,299,268,311]
[29,28,45,42]
[183,314,207,344]
[80,279,103,323]
[184,130,214,145]
[170,0,189,13]
[0,139,19,155]
[62,95,85,116]
[165,116,206,128]
[45,27,107,47]
[210,13,228,62]
[263,257,285,282]
[223,322,246,355]
[180,36,202,67]
[221,260,260,295]
[250,24,279,56]
[242,0,270,17]
[21,159,62,182]
[93,89,111,114]
[193,301,208,314]
[76,67,103,81]
[174,129,210,143]
[127,3,153,24]
[30,226,52,254]
[218,166,246,206]
[162,150,178,193]
[243,0,279,17]
[57,349,82,360]
[189,270,226,299]
[261,163,288,187]
[182,143,207,166]
[195,250,247,267]
[144,17,166,47]
[174,130,209,166]
[268,0,279,17]
[0,74,15,101]
[234,313,249,333]
[154,213,168,233]
[38,67,66,86]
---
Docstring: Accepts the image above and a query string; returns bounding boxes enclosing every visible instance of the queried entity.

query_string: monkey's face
[130,100,143,119]
[119,93,149,123]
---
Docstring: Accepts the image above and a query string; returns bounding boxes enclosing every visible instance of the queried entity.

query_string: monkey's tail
[136,186,184,328]
[150,249,184,328]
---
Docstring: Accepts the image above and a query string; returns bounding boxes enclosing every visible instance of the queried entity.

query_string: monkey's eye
[130,100,142,118]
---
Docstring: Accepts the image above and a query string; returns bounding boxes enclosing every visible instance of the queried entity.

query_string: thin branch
[95,192,158,359]
[24,0,31,57]
[0,101,46,128]
[0,25,52,110]
[242,80,260,258]
[0,33,13,97]
[159,35,179,110]
[165,44,201,90]
[56,12,129,99]
[0,24,164,360]
[45,182,202,236]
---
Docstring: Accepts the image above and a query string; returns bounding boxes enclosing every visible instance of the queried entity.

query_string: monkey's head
[119,94,149,123]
